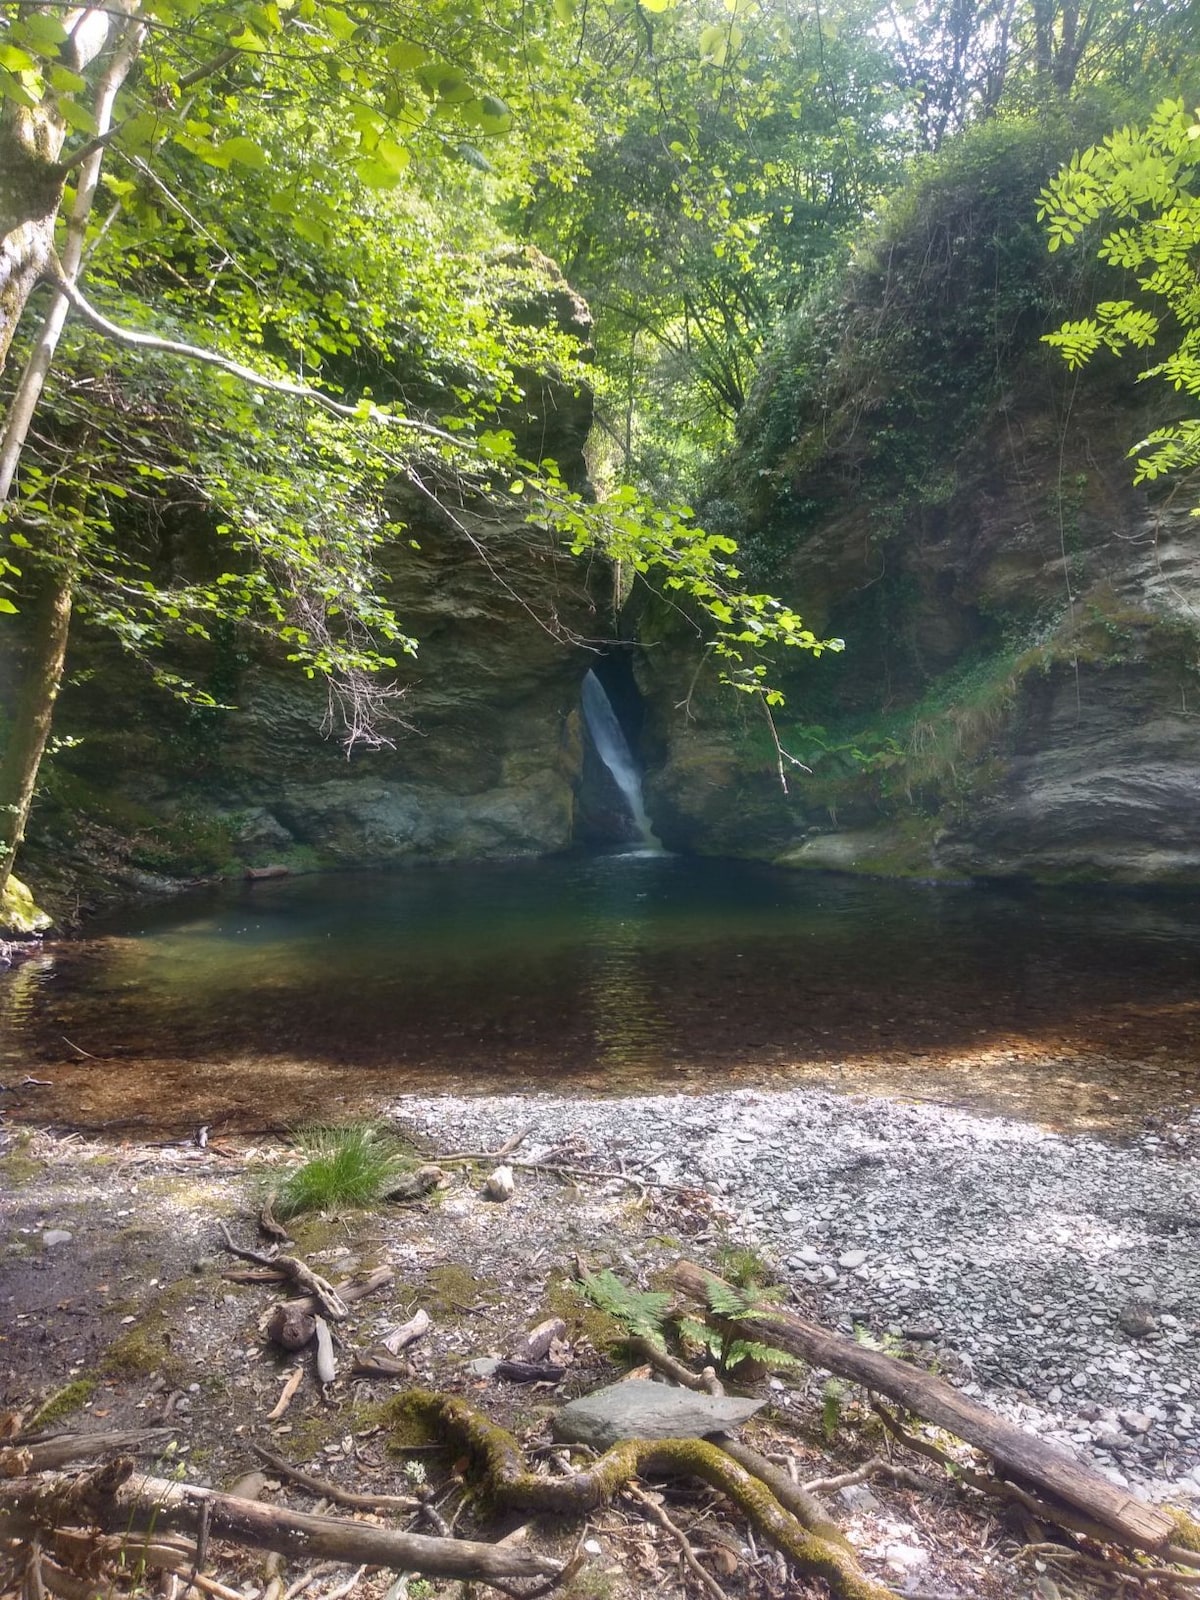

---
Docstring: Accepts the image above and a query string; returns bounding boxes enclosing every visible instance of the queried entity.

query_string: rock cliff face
[634,121,1200,883]
[12,258,608,914]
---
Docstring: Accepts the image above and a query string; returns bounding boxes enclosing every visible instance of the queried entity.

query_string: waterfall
[581,670,660,850]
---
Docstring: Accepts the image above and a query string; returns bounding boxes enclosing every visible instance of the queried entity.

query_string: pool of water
[3,853,1199,1133]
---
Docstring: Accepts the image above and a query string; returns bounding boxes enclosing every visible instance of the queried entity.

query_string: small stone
[1118,1302,1158,1339]
[467,1357,500,1378]
[903,1323,941,1342]
[838,1484,882,1512]
[1119,1411,1152,1435]
[583,1540,603,1556]
[484,1165,515,1202]
[1070,1373,1089,1389]
[838,1249,868,1270]
[42,1230,72,1248]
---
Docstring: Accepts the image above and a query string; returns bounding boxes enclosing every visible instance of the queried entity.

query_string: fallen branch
[434,1126,535,1163]
[673,1260,1174,1554]
[381,1308,431,1356]
[280,1266,394,1319]
[218,1225,349,1320]
[313,1316,337,1386]
[0,1461,564,1586]
[629,1335,722,1396]
[2,1430,173,1474]
[266,1368,304,1422]
[801,1457,931,1496]
[250,1445,420,1513]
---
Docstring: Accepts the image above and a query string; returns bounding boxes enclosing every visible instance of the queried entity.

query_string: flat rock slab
[553,1379,765,1449]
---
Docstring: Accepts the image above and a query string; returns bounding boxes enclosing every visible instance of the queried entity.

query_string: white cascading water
[581,669,661,850]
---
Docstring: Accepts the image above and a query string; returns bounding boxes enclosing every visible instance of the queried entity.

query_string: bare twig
[802,1457,930,1495]
[625,1483,729,1600]
[250,1446,420,1514]
[266,1368,304,1423]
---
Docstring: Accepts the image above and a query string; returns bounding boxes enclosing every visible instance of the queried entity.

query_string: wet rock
[553,1379,765,1450]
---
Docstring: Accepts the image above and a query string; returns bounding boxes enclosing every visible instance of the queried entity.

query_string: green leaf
[58,97,98,135]
[385,39,429,71]
[16,12,68,56]
[221,136,269,169]
[0,598,18,614]
[479,94,512,134]
[0,44,35,74]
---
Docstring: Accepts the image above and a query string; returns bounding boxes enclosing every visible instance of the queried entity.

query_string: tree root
[391,1390,897,1600]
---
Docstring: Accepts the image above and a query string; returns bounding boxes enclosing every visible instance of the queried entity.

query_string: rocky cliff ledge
[634,120,1200,885]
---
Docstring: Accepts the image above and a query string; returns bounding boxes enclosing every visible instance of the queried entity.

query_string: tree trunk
[0,101,68,374]
[0,556,75,901]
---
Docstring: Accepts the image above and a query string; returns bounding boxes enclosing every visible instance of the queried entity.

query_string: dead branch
[250,1445,420,1513]
[801,1458,931,1496]
[0,1464,564,1586]
[217,1225,349,1320]
[673,1260,1173,1554]
[313,1317,337,1386]
[280,1267,394,1319]
[2,1430,173,1474]
[381,1309,431,1356]
[266,1368,304,1422]
[629,1336,722,1396]
[434,1126,535,1162]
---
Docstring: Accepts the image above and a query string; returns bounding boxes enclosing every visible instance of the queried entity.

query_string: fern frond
[576,1269,673,1347]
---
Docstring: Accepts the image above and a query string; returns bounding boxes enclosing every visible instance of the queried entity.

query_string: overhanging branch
[44,267,464,446]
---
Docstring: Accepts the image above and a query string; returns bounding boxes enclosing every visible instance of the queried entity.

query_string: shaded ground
[3,1026,1198,1139]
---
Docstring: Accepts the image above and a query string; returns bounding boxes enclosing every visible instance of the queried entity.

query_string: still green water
[3,855,1199,1126]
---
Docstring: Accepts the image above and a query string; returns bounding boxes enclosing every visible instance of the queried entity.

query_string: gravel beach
[392,1084,1200,1501]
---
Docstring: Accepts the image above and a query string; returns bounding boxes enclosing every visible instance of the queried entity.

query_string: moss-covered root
[1168,1507,1200,1553]
[390,1391,896,1600]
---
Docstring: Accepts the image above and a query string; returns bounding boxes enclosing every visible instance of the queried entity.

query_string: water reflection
[2,855,1200,1131]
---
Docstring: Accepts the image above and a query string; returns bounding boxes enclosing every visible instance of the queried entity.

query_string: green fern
[704,1278,785,1317]
[821,1378,846,1442]
[576,1269,673,1349]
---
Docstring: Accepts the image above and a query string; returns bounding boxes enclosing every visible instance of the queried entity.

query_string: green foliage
[271,1123,407,1219]
[730,111,1113,578]
[821,1377,846,1441]
[1038,97,1200,507]
[575,1268,674,1351]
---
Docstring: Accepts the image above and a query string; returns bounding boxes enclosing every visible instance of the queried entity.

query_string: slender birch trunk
[0,546,75,898]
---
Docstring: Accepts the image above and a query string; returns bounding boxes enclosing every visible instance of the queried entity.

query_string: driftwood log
[0,1459,564,1586]
[673,1260,1174,1553]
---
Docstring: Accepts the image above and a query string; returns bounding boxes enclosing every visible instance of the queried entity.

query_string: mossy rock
[0,874,51,934]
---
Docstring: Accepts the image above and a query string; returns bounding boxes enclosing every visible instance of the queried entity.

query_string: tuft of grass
[271,1123,405,1220]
